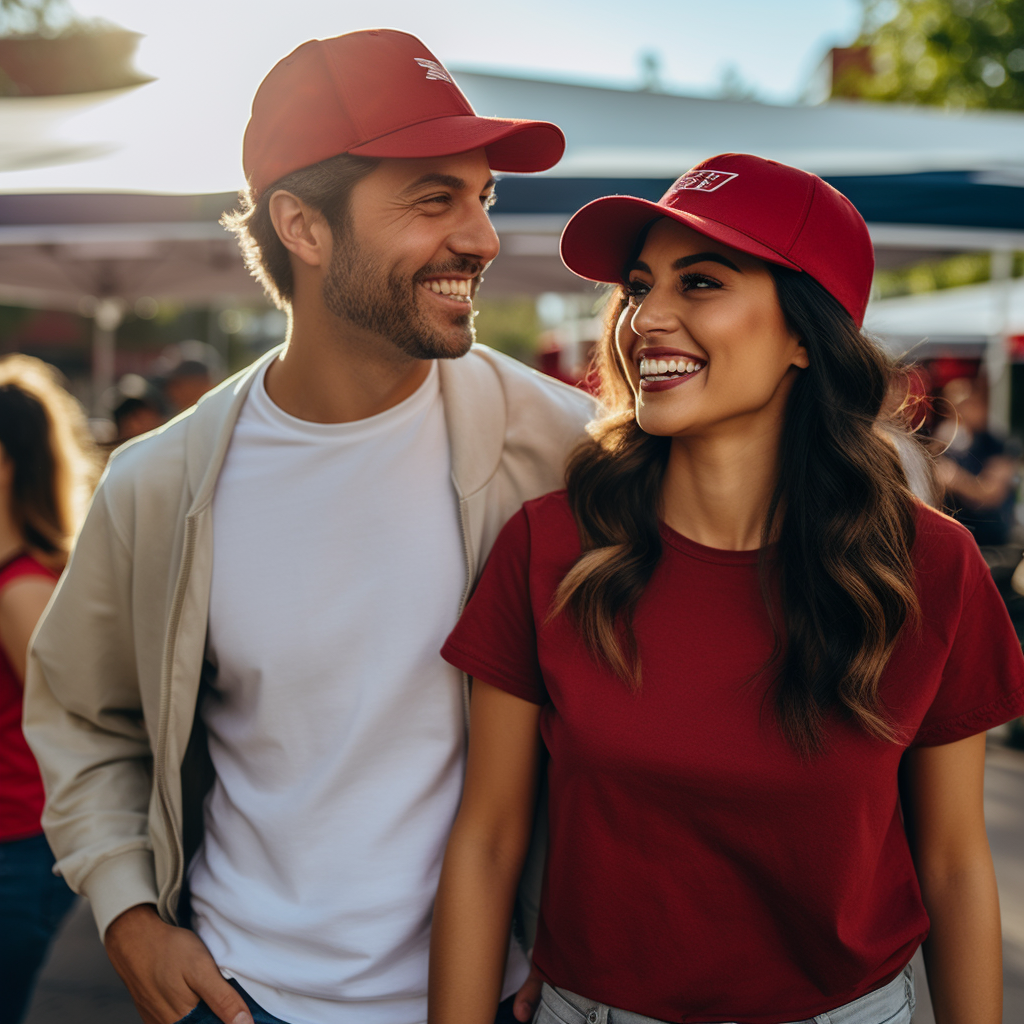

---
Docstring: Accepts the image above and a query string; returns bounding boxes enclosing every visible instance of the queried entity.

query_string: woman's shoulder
[521,489,579,537]
[911,500,990,591]
[500,490,581,567]
[0,553,57,590]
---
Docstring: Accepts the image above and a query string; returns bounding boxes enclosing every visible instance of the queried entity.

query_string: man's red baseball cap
[559,153,874,327]
[243,29,565,199]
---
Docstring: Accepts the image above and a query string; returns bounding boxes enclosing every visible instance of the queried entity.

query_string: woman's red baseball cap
[559,153,874,327]
[243,29,565,199]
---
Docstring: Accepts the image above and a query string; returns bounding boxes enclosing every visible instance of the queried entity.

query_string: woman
[0,355,97,1024]
[429,155,1024,1024]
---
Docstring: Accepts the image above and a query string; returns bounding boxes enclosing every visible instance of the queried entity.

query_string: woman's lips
[639,364,705,392]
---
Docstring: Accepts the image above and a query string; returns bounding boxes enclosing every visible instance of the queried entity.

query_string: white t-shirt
[189,361,528,1024]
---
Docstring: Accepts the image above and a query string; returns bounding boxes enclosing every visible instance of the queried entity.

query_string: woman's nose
[630,286,676,338]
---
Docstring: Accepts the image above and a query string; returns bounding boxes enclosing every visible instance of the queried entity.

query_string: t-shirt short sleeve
[441,508,548,705]
[912,557,1024,746]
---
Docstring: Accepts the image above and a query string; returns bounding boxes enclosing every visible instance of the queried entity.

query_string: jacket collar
[181,345,508,510]
[438,347,507,500]
[184,346,281,512]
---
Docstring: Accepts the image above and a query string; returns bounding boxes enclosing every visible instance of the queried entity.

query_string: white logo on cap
[415,58,455,84]
[671,169,738,194]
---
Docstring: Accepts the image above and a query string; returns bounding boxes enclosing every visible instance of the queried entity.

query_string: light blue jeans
[536,963,915,1024]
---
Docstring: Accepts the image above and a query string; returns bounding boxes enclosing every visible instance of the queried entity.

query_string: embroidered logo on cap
[414,58,455,84]
[671,169,738,194]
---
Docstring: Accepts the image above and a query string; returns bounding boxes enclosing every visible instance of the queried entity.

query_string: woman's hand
[428,679,543,1024]
[901,732,1002,1024]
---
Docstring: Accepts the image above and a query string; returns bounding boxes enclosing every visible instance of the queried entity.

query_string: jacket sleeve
[23,475,160,940]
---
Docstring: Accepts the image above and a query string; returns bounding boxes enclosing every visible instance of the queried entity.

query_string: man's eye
[421,193,452,206]
[482,193,497,210]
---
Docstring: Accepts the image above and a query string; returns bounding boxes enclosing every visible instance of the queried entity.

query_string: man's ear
[268,190,331,269]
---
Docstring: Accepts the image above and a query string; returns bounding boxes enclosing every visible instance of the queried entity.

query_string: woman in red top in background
[429,156,1024,1024]
[0,355,97,1024]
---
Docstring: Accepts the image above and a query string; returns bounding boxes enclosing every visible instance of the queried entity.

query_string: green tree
[0,0,76,36]
[850,0,1024,110]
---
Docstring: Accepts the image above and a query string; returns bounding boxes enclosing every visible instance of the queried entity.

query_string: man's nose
[448,201,500,264]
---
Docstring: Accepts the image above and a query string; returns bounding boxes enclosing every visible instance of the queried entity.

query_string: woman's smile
[636,347,707,391]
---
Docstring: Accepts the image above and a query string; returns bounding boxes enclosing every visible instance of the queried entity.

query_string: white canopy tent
[3,70,1024,413]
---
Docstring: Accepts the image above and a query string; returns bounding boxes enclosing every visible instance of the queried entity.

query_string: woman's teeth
[425,278,472,301]
[639,357,705,379]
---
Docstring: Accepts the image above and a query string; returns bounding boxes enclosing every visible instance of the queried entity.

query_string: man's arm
[24,476,253,1024]
[23,480,159,934]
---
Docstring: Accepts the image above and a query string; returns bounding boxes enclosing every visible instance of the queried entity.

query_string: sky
[73,0,864,102]
[1,0,866,194]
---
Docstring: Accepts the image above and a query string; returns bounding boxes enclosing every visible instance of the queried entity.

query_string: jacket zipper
[456,497,474,728]
[154,510,199,921]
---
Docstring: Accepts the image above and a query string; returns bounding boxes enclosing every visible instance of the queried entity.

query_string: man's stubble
[321,220,480,361]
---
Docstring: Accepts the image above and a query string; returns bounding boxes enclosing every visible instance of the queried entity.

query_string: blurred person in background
[431,156,1024,1024]
[114,395,166,442]
[24,29,587,1024]
[934,376,1018,548]
[162,359,214,415]
[0,355,97,1024]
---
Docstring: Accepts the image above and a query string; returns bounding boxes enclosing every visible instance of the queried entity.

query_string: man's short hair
[222,153,380,310]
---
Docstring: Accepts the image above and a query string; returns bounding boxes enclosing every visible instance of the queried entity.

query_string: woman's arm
[901,732,1002,1024]
[0,575,56,684]
[429,679,544,1024]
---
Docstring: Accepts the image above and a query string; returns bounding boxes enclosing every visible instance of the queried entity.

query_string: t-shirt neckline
[250,358,439,440]
[658,521,765,565]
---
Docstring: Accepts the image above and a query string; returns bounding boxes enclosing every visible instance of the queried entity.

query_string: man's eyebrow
[673,252,741,272]
[401,173,497,195]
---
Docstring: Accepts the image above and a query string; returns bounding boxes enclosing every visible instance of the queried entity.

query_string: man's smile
[419,276,475,306]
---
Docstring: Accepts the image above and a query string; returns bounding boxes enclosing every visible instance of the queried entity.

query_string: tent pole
[91,298,125,417]
[987,249,1013,435]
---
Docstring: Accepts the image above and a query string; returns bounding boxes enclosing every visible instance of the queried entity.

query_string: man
[24,30,592,1024]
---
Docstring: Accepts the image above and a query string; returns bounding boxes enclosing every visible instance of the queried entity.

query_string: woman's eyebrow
[674,252,741,272]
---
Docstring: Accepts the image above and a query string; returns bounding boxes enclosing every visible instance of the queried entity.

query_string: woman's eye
[679,273,720,291]
[625,280,649,302]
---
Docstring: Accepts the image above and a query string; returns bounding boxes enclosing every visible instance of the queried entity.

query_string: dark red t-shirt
[0,553,57,842]
[441,492,1024,1024]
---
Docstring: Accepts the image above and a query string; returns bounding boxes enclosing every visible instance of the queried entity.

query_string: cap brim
[348,115,565,173]
[560,195,801,283]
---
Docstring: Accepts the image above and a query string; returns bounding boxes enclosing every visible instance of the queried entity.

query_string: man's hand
[104,904,253,1024]
[512,966,543,1022]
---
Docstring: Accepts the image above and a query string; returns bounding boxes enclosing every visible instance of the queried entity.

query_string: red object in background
[537,348,576,385]
[924,357,980,392]
[1008,335,1024,360]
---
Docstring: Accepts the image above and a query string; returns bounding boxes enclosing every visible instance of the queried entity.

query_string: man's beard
[322,225,480,360]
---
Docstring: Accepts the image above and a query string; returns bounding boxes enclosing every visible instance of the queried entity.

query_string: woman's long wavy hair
[553,266,923,755]
[0,355,99,563]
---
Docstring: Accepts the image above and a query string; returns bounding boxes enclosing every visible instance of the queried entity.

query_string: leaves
[852,0,1024,110]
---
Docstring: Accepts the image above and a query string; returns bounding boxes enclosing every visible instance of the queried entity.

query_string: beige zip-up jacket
[24,344,595,941]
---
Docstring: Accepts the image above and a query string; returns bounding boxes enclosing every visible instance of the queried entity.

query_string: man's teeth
[425,278,472,300]
[639,357,704,378]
